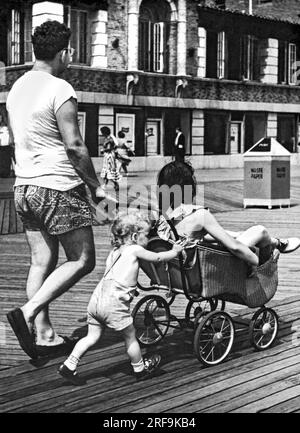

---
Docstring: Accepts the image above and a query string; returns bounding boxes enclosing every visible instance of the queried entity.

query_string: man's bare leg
[21,226,96,339]
[25,230,60,344]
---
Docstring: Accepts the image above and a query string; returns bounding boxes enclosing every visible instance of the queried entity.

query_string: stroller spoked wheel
[185,298,215,327]
[132,295,170,347]
[249,307,279,351]
[193,311,235,366]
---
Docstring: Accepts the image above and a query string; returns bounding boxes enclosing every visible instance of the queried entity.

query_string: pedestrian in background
[115,131,132,176]
[174,126,185,163]
[100,126,121,191]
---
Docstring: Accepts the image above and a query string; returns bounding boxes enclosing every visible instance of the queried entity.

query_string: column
[128,0,139,71]
[260,38,278,85]
[192,110,205,155]
[32,2,64,29]
[177,0,187,76]
[267,113,277,138]
[90,10,108,68]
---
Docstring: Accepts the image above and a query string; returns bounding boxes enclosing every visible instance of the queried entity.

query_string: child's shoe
[277,238,300,254]
[135,354,161,381]
[57,364,86,386]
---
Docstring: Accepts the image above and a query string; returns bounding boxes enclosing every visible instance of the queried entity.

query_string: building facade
[1,0,300,170]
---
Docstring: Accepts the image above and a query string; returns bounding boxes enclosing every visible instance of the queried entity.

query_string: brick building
[0,0,300,170]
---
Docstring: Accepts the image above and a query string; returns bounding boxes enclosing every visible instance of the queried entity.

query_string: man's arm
[56,98,105,202]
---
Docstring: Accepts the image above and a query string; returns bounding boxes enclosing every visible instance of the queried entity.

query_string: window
[138,0,171,73]
[64,7,88,64]
[204,111,229,154]
[153,22,164,73]
[6,8,32,66]
[241,35,260,81]
[277,114,297,152]
[10,10,21,65]
[244,112,267,151]
[206,30,226,79]
[3,7,33,66]
[24,8,33,63]
[278,41,298,85]
[139,20,167,72]
[288,43,297,85]
[217,31,226,79]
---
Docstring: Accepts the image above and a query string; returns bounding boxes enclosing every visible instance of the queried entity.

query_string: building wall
[186,0,199,77]
[226,0,300,24]
[107,0,128,70]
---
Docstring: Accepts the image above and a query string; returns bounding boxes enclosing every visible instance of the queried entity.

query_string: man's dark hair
[118,131,125,139]
[32,21,71,60]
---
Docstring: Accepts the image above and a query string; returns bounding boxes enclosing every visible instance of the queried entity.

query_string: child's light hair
[111,211,151,247]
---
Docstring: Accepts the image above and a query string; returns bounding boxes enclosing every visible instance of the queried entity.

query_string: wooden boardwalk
[1,173,300,412]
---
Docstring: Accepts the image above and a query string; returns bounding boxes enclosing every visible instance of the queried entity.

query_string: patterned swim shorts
[14,184,93,235]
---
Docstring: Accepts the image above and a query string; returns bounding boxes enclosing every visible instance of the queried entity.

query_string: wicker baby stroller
[132,224,280,367]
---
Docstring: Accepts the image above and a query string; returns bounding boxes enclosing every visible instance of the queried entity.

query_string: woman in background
[100,126,121,191]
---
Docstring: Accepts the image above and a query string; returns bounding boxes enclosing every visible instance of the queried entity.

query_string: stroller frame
[133,223,279,367]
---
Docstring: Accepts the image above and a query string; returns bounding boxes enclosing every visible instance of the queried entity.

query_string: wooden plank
[263,395,300,413]
[9,199,16,234]
[0,199,5,233]
[1,200,10,235]
[231,384,300,413]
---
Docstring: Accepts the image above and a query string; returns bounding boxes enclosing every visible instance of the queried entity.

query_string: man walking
[6,20,106,359]
[174,126,185,162]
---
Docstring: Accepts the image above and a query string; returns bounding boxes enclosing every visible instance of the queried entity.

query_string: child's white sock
[131,358,144,373]
[64,354,80,371]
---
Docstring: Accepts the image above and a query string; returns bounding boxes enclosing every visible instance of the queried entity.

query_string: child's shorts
[87,279,134,331]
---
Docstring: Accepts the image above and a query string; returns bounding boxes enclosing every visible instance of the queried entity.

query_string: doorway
[230,121,243,154]
[146,119,161,155]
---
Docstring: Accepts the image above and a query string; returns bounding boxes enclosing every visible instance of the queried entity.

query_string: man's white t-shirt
[6,70,83,191]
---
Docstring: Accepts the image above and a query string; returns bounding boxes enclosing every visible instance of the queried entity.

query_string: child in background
[58,211,183,385]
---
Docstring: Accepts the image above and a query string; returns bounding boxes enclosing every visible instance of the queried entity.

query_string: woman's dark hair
[100,126,111,136]
[32,21,71,61]
[157,161,197,213]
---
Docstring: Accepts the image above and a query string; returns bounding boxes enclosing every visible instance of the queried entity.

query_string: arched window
[138,0,171,73]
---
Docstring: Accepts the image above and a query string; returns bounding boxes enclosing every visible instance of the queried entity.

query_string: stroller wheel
[249,307,279,351]
[193,311,235,366]
[185,298,215,327]
[132,295,170,346]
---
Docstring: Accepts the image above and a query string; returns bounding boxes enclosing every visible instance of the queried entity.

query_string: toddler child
[58,211,183,385]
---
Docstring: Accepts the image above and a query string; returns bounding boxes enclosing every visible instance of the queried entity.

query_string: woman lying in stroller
[155,161,300,269]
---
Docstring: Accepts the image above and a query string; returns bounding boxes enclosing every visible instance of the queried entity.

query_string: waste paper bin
[243,137,290,209]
